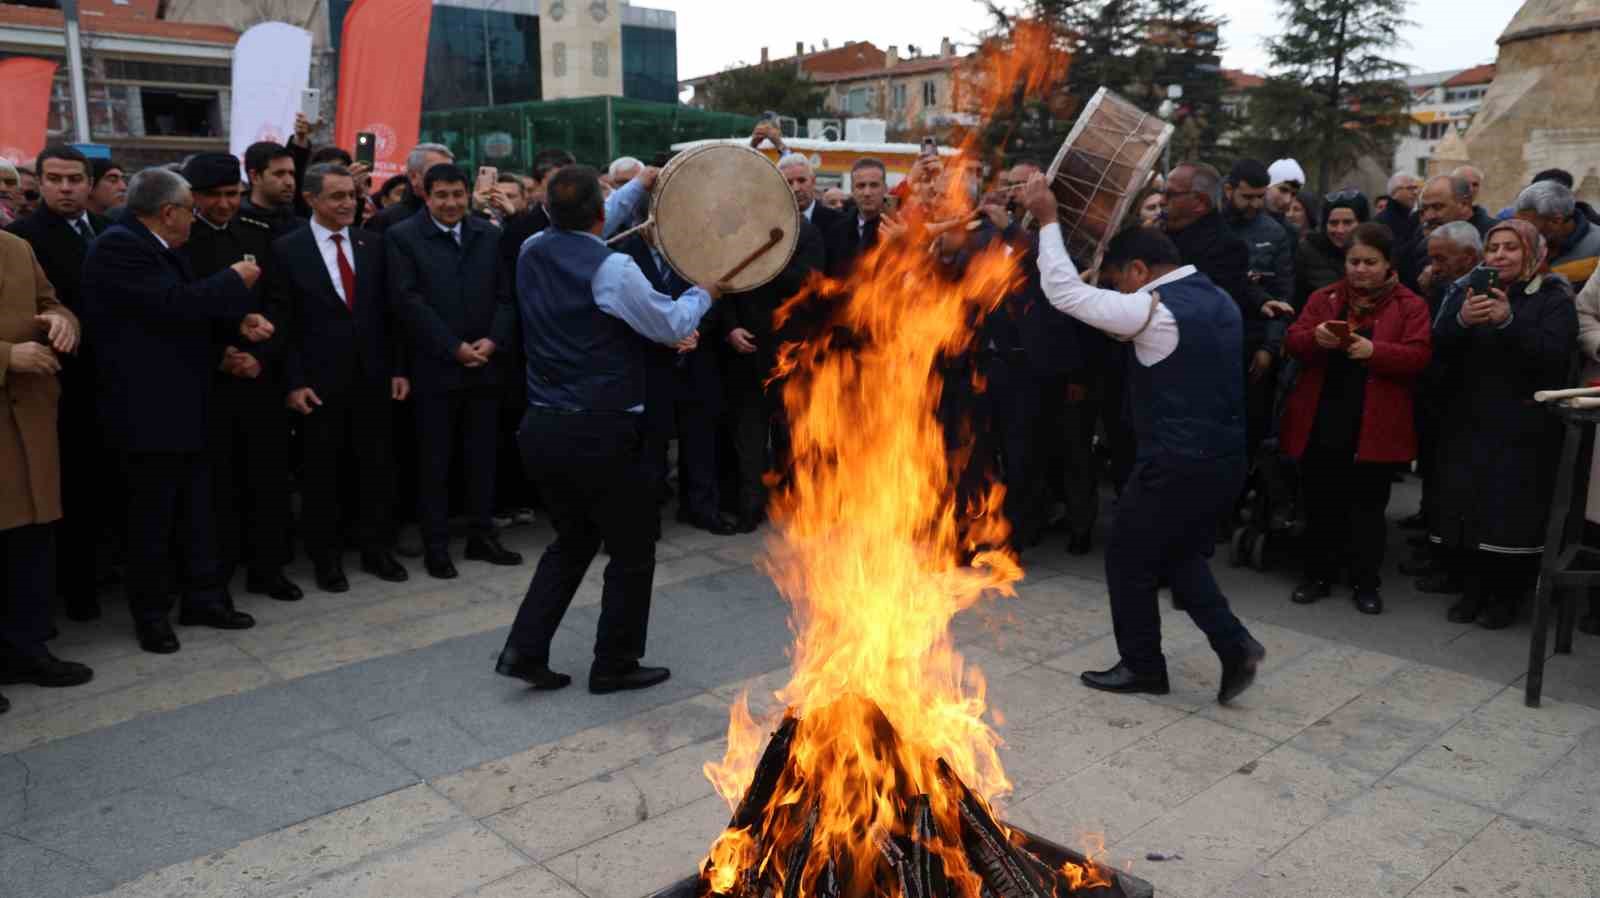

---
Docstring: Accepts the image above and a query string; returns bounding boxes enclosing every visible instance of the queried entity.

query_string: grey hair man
[1378,171,1423,245]
[777,154,835,228]
[1516,179,1600,286]
[369,142,455,233]
[1450,165,1484,205]
[607,156,643,187]
[1386,172,1422,211]
[1421,220,1484,299]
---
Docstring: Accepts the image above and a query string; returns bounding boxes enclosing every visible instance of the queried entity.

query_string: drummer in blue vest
[497,165,719,695]
[1022,173,1266,704]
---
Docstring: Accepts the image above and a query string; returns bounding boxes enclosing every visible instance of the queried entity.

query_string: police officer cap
[183,153,243,192]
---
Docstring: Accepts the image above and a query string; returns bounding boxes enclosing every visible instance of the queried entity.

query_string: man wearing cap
[1265,159,1306,231]
[180,153,302,605]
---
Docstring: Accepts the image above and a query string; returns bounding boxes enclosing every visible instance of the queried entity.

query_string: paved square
[3,492,1598,898]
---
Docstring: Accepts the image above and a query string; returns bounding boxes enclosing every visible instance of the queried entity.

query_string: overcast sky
[665,0,1513,83]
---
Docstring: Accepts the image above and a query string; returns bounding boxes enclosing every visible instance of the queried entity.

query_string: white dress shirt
[431,215,462,245]
[1036,222,1187,366]
[309,218,354,304]
[801,201,816,223]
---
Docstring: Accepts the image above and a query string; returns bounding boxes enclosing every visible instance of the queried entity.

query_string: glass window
[847,88,867,115]
[421,7,541,111]
[593,42,608,77]
[554,43,567,78]
[922,80,937,106]
[892,84,906,110]
[621,25,677,103]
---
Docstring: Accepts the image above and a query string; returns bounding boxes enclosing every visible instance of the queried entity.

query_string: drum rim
[650,143,800,292]
[1044,87,1174,273]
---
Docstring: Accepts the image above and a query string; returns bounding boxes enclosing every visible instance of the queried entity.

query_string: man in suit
[387,162,522,578]
[498,149,574,275]
[81,168,273,654]
[6,146,115,622]
[269,163,411,592]
[87,159,127,218]
[616,229,730,535]
[823,158,891,279]
[777,154,842,234]
[366,143,454,235]
[179,153,302,604]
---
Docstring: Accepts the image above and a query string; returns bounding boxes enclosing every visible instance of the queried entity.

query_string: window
[891,83,906,110]
[593,41,608,77]
[922,80,937,106]
[420,7,540,111]
[621,24,677,103]
[553,42,567,77]
[139,89,221,137]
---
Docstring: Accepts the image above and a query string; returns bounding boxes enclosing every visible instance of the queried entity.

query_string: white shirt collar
[1140,265,1198,294]
[430,214,462,238]
[800,201,815,222]
[150,229,170,250]
[310,217,349,244]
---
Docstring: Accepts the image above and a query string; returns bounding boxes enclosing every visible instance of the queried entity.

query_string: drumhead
[1045,88,1173,272]
[652,144,800,293]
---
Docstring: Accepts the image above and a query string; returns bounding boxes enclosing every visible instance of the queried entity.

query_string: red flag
[334,0,434,180]
[0,58,59,164]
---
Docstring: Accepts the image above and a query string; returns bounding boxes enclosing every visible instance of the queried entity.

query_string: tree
[1142,0,1228,164]
[1243,0,1412,191]
[698,61,828,120]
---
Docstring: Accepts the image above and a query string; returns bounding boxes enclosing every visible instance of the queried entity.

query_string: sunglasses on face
[1326,188,1363,204]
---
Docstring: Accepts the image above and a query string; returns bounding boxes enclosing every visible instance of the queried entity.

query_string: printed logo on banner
[254,123,285,143]
[363,123,398,161]
[0,146,28,163]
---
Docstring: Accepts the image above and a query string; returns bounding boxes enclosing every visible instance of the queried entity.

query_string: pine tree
[700,61,828,120]
[1244,0,1413,191]
[1141,0,1228,164]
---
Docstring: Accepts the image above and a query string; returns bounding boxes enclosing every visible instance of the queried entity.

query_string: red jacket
[1280,279,1433,463]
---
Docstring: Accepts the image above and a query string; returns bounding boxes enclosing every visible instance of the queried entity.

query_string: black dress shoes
[64,595,102,623]
[178,604,256,630]
[465,535,524,566]
[137,620,181,654]
[360,551,409,583]
[247,569,304,602]
[0,653,95,688]
[733,514,762,535]
[315,560,350,593]
[1079,662,1170,695]
[1218,636,1267,705]
[589,663,672,694]
[1352,589,1384,615]
[1290,580,1332,604]
[679,511,737,536]
[1578,609,1600,636]
[424,550,459,580]
[1447,595,1480,624]
[494,647,572,690]
[0,692,8,715]
[1415,574,1464,595]
[1398,511,1427,530]
[1397,557,1437,577]
[1066,529,1094,556]
[1478,601,1516,630]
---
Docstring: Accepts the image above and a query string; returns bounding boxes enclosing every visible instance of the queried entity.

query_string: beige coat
[1576,275,1600,522]
[0,230,72,531]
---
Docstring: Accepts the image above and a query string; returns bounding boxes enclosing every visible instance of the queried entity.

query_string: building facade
[1393,65,1496,179]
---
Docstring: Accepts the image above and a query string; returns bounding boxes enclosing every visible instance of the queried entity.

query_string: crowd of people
[1,115,1598,710]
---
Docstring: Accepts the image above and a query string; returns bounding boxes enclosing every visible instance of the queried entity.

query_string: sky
[664,0,1515,84]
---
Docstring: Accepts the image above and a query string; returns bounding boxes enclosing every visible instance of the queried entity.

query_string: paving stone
[1407,816,1600,898]
[1388,703,1591,810]
[997,687,1189,799]
[90,785,465,898]
[1506,726,1600,843]
[0,831,115,898]
[365,709,501,781]
[1199,644,1411,742]
[0,641,261,719]
[272,823,527,898]
[228,584,498,659]
[1289,663,1505,774]
[1227,782,1495,897]
[471,865,589,898]
[1115,745,1377,898]
[1006,716,1277,843]
[543,794,729,898]
[950,602,1113,665]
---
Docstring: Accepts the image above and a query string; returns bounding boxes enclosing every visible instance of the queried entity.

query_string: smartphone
[921,137,938,158]
[1325,320,1353,345]
[300,88,321,124]
[476,165,498,194]
[355,131,376,167]
[1468,265,1500,295]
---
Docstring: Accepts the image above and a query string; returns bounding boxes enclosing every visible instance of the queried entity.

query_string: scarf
[1340,272,1399,329]
[1484,218,1549,290]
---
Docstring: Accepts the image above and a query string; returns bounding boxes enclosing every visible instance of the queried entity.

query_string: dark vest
[518,229,646,411]
[1130,271,1246,463]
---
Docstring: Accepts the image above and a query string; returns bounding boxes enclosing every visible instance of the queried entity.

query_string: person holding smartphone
[1429,219,1579,629]
[1280,222,1432,615]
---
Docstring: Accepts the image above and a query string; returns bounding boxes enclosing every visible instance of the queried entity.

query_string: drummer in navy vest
[1022,174,1267,705]
[497,165,720,695]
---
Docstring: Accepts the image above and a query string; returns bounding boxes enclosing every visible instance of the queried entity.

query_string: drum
[651,144,800,293]
[1043,88,1173,271]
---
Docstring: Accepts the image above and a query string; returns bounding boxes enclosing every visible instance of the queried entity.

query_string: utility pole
[61,0,92,143]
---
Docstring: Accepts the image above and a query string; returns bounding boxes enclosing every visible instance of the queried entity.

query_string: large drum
[652,144,799,293]
[1044,88,1173,272]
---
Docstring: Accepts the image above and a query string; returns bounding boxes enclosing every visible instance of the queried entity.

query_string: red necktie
[330,233,356,311]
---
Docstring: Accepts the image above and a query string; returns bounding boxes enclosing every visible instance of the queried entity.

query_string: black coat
[1168,210,1265,334]
[822,212,878,279]
[617,235,722,410]
[499,205,551,278]
[805,201,843,237]
[1375,201,1418,249]
[386,212,515,395]
[714,215,826,381]
[1431,276,1579,552]
[6,206,113,316]
[80,218,255,453]
[1295,232,1346,309]
[364,191,423,235]
[267,223,397,397]
[180,213,283,383]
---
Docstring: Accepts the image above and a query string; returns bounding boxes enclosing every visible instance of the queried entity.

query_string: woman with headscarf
[1431,218,1579,629]
[1295,190,1369,310]
[1280,222,1432,614]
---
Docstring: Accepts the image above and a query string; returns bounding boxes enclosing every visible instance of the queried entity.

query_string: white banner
[228,22,313,167]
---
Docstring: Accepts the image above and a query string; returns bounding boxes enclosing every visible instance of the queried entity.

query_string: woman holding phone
[1280,222,1432,615]
[1429,219,1578,628]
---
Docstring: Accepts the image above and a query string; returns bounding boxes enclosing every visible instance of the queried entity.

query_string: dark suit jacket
[6,206,113,316]
[713,216,826,381]
[822,212,878,279]
[386,212,515,395]
[499,205,551,279]
[267,222,396,398]
[617,235,721,409]
[80,218,254,453]
[805,201,843,238]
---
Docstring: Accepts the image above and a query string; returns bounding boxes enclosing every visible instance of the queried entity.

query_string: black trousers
[1106,454,1251,676]
[1057,395,1100,538]
[729,372,786,520]
[1,524,55,661]
[56,367,112,608]
[643,380,722,521]
[415,389,498,553]
[508,409,656,670]
[122,451,227,624]
[209,380,291,580]
[1244,348,1277,457]
[1462,550,1540,608]
[299,385,393,558]
[1300,449,1393,590]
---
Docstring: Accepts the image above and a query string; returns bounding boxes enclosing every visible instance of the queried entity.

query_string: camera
[1468,265,1500,295]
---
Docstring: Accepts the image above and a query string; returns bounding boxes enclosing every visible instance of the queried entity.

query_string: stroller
[1229,358,1306,571]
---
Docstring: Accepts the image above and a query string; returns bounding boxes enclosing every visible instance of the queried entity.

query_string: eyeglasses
[22,191,39,201]
[1326,189,1364,205]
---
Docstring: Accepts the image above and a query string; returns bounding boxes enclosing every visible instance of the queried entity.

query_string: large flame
[700,21,1102,898]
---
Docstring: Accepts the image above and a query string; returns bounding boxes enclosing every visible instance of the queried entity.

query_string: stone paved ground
[2,480,1598,898]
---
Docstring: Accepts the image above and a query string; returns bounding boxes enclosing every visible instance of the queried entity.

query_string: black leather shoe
[0,653,94,688]
[1066,529,1094,556]
[465,535,524,566]
[1218,636,1267,705]
[424,551,459,580]
[315,560,350,593]
[1079,662,1170,695]
[681,512,737,536]
[589,663,672,694]
[1353,589,1384,615]
[1578,610,1600,636]
[1397,557,1437,577]
[178,604,256,630]
[1290,580,1332,605]
[1416,574,1464,595]
[136,620,181,654]
[360,551,409,583]
[1447,596,1481,624]
[64,595,102,623]
[1398,511,1427,530]
[0,692,8,715]
[495,647,572,690]
[246,570,304,602]
[734,512,763,534]
[1478,602,1516,630]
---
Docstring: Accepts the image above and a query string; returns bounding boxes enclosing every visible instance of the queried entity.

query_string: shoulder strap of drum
[1112,288,1164,344]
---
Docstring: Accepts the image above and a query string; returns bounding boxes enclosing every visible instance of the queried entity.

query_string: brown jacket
[0,230,73,531]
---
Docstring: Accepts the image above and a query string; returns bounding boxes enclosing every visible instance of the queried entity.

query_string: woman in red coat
[1280,222,1433,614]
